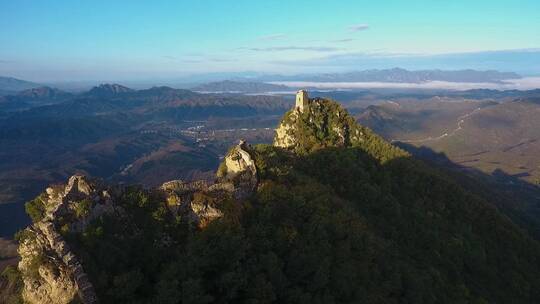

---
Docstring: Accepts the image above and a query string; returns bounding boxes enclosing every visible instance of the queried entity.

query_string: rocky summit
[6,92,540,303]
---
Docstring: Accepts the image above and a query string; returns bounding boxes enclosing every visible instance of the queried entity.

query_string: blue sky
[0,0,539,81]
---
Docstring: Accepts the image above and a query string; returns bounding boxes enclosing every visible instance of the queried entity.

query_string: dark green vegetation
[31,98,540,303]
[0,238,21,304]
[5,86,540,302]
[357,96,540,238]
[0,265,23,304]
[24,194,47,223]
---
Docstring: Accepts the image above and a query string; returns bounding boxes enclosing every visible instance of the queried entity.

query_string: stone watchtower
[295,90,309,112]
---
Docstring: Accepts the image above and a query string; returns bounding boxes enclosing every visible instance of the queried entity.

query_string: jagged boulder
[217,140,258,198]
[18,225,78,304]
[44,175,116,233]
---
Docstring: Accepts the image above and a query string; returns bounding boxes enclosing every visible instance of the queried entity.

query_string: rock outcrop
[217,140,258,198]
[162,140,259,228]
[18,175,105,304]
[18,224,78,304]
[160,179,226,228]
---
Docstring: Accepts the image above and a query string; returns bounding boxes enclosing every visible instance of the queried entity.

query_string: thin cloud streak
[330,38,355,43]
[208,58,235,62]
[348,24,369,32]
[239,46,342,52]
[179,59,203,64]
[258,33,287,41]
[177,58,236,64]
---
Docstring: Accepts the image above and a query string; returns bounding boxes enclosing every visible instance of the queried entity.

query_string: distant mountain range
[0,76,41,95]
[244,68,521,83]
[15,86,71,99]
[184,69,525,93]
[0,87,74,112]
[192,80,290,93]
[0,68,524,97]
[85,83,135,97]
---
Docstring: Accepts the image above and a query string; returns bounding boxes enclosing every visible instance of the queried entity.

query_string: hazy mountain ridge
[0,87,74,114]
[84,84,135,97]
[0,76,42,92]
[0,84,289,215]
[0,83,290,119]
[243,68,521,83]
[192,80,290,93]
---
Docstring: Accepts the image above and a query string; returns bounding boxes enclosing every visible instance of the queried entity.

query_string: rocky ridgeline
[18,175,105,304]
[17,140,259,303]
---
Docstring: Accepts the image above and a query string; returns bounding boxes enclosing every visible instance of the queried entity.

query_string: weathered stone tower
[295,90,309,112]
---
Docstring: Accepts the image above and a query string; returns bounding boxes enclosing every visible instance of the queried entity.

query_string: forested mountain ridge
[3,93,540,303]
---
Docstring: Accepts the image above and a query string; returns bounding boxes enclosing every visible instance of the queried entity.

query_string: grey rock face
[18,175,105,304]
[217,140,258,199]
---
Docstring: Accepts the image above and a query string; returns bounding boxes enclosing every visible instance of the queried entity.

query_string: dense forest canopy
[6,97,540,303]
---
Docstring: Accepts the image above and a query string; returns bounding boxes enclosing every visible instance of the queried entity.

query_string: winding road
[391,107,482,144]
